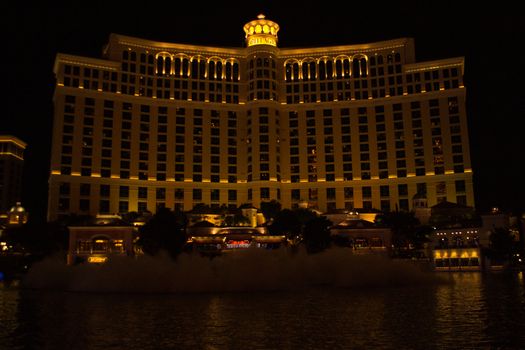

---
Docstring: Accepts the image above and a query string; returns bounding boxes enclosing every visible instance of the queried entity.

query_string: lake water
[1,252,525,349]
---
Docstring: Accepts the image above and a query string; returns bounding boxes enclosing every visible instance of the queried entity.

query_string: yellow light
[88,256,108,263]
[51,170,61,175]
[0,152,24,160]
[0,137,27,149]
[247,36,277,47]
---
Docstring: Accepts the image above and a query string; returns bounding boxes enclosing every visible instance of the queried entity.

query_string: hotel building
[48,14,474,220]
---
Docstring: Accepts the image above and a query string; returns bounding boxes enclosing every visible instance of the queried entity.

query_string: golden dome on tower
[243,14,280,47]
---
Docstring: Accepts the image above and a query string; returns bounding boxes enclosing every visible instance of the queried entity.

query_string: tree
[223,213,250,227]
[137,208,187,259]
[269,209,301,239]
[2,219,70,257]
[380,211,420,249]
[488,227,516,262]
[302,216,332,253]
[260,200,282,222]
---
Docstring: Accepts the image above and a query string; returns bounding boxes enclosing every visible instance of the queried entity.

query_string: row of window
[56,180,468,214]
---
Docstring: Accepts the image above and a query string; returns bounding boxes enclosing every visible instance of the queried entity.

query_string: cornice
[404,57,464,73]
[110,34,245,58]
[54,53,120,74]
[109,34,413,60]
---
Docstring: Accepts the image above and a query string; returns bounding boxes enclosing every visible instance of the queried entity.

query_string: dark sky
[4,1,525,221]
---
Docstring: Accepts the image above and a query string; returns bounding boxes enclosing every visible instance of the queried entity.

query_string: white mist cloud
[22,248,447,293]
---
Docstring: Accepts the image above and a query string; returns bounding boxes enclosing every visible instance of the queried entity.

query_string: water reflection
[1,273,525,349]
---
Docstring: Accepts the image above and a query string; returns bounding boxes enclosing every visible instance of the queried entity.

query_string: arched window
[233,62,239,81]
[225,61,233,81]
[165,57,171,75]
[360,58,368,77]
[335,60,343,78]
[285,63,293,81]
[199,60,206,79]
[191,59,199,78]
[292,62,300,81]
[352,58,360,78]
[319,60,326,80]
[326,60,333,79]
[343,59,351,78]
[302,62,309,80]
[309,61,316,79]
[174,58,182,76]
[156,56,164,75]
[155,52,174,76]
[209,61,216,80]
[182,58,189,77]
[216,61,223,80]
[352,55,368,78]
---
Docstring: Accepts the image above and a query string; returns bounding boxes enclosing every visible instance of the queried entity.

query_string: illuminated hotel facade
[48,14,474,220]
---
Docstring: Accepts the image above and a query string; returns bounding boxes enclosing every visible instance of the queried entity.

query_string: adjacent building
[48,14,474,220]
[0,136,26,214]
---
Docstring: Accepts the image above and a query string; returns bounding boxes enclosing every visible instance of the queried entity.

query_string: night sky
[4,1,525,221]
